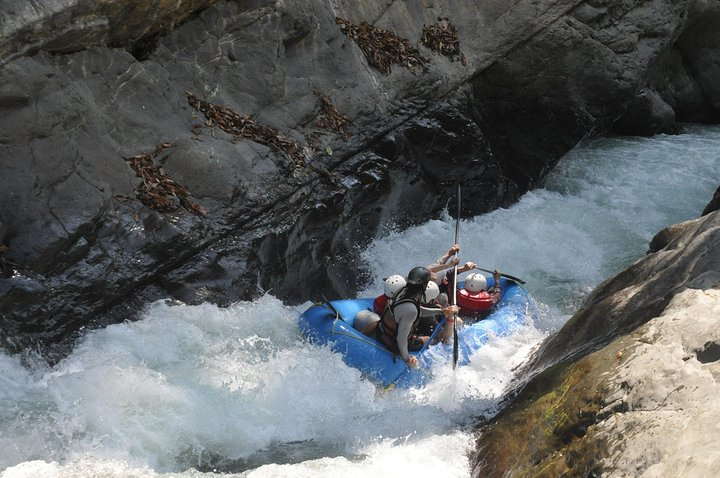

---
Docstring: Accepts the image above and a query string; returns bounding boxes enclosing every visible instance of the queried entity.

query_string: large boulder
[471,206,720,477]
[1,0,719,356]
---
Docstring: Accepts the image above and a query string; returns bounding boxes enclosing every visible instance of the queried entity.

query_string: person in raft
[375,266,459,368]
[427,243,461,276]
[353,275,405,337]
[354,244,468,339]
[426,243,482,306]
[359,274,444,337]
[371,243,463,316]
[414,279,444,337]
[456,270,502,320]
[372,274,406,315]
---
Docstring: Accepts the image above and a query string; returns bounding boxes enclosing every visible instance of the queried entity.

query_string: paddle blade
[452,324,459,369]
[474,267,526,285]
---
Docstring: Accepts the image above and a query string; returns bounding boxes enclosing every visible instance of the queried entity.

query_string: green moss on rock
[472,337,632,477]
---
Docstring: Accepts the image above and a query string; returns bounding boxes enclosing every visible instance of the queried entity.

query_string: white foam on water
[2,125,720,477]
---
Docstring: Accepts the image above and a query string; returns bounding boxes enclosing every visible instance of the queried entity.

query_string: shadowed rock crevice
[128,31,162,61]
[696,341,720,364]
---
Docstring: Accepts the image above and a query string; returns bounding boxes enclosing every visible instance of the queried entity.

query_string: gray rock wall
[1,0,719,356]
[0,0,219,62]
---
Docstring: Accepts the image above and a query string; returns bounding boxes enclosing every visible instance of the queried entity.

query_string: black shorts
[416,315,441,337]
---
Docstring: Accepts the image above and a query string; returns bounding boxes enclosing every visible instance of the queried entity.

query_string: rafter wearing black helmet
[375,265,458,368]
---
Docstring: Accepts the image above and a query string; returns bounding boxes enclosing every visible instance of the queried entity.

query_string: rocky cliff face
[471,205,720,477]
[1,0,719,356]
[0,0,218,62]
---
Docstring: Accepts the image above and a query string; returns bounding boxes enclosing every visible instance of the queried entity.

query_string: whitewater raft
[298,277,537,389]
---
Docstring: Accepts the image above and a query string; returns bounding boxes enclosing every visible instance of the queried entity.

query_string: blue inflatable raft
[298,277,537,389]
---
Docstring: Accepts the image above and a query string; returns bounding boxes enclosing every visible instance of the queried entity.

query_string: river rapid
[1,125,719,478]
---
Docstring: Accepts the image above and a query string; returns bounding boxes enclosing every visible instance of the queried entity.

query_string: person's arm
[437,305,460,343]
[418,304,443,317]
[428,257,459,274]
[456,261,477,274]
[395,302,453,362]
[394,309,415,362]
[441,244,460,262]
[490,270,502,303]
[427,244,460,271]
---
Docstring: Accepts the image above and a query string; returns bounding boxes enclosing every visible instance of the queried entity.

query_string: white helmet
[384,274,406,297]
[464,273,487,293]
[425,280,440,301]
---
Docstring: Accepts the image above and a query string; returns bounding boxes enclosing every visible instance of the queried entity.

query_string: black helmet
[406,266,431,286]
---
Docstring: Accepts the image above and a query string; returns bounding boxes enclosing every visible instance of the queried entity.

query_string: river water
[1,125,719,478]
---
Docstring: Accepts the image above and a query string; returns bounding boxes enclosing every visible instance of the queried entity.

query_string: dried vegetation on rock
[118,16,465,217]
[314,90,351,138]
[186,92,307,173]
[421,17,466,65]
[336,17,429,74]
[307,90,351,150]
[124,143,208,217]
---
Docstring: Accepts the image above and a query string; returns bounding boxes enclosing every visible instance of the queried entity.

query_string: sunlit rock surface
[472,209,720,477]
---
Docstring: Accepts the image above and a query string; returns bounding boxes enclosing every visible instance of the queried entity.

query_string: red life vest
[457,288,495,313]
[373,294,388,315]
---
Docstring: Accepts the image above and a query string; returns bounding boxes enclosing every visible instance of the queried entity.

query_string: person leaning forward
[376,266,459,368]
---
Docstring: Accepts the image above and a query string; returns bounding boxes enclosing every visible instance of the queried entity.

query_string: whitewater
[1,125,719,478]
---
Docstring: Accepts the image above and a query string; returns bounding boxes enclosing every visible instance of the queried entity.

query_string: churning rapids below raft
[1,125,719,477]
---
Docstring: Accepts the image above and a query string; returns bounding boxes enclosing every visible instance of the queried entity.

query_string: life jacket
[457,288,495,313]
[373,294,389,315]
[376,294,421,354]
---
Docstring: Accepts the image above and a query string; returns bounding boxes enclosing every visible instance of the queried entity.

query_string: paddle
[473,267,527,285]
[452,184,460,370]
[321,294,340,318]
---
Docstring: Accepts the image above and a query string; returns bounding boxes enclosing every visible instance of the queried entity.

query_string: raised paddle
[473,267,527,285]
[452,184,461,369]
